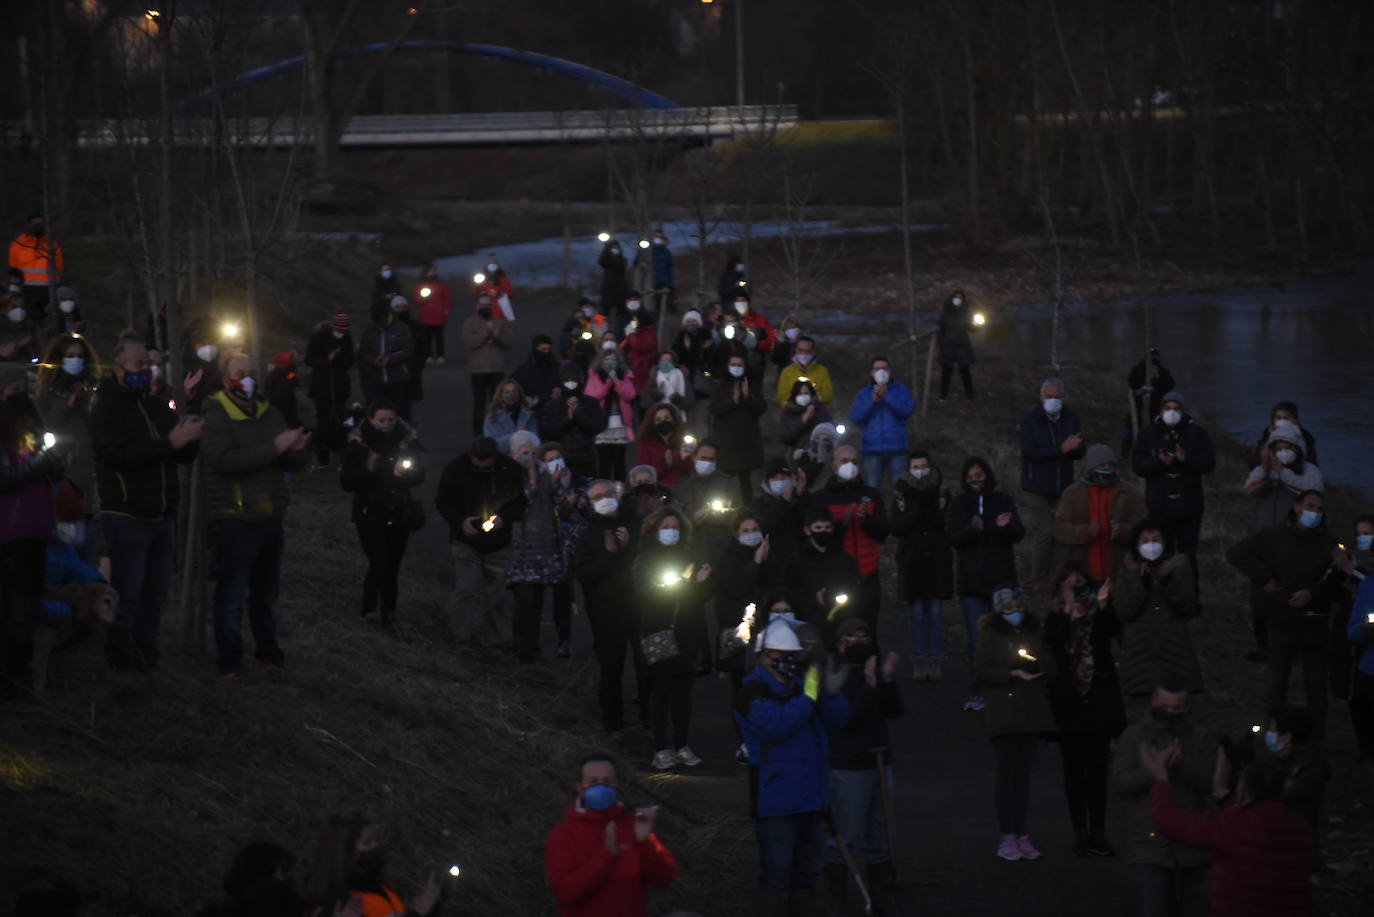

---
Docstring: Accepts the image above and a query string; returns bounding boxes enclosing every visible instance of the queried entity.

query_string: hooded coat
[541,380,605,479]
[598,246,628,312]
[512,343,563,412]
[1226,516,1340,639]
[1243,423,1325,529]
[946,459,1025,596]
[304,324,354,402]
[89,376,199,520]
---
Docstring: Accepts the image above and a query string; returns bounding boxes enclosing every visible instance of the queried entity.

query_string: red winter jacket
[1150,781,1312,917]
[545,804,677,917]
[620,326,660,396]
[634,435,688,486]
[811,480,890,578]
[740,310,777,354]
[414,278,452,326]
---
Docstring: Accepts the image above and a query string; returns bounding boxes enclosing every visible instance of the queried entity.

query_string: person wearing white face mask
[810,443,889,631]
[1019,377,1086,590]
[0,292,39,364]
[541,365,603,481]
[779,378,831,449]
[937,289,977,401]
[631,506,714,770]
[849,356,915,492]
[598,239,630,332]
[672,438,737,563]
[748,457,806,583]
[1114,520,1202,713]
[372,261,401,310]
[304,309,355,467]
[1227,490,1340,740]
[48,285,85,337]
[1131,391,1217,595]
[774,335,833,406]
[201,353,310,677]
[716,253,747,310]
[710,354,766,503]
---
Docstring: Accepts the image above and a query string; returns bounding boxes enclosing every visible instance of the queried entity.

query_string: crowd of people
[3,216,1371,917]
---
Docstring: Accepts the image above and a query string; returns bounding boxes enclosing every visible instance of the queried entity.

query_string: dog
[33,582,118,698]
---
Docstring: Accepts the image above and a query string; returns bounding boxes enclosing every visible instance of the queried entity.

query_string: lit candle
[448,864,462,878]
[481,515,497,533]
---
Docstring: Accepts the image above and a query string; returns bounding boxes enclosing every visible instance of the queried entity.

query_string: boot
[867,861,899,916]
[822,862,848,916]
[910,655,929,682]
[927,657,943,682]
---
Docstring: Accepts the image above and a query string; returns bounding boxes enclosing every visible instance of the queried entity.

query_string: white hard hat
[760,617,802,652]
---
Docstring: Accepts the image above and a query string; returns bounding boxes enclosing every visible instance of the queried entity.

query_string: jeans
[756,811,824,891]
[102,513,177,672]
[824,766,892,865]
[356,522,410,616]
[586,596,646,731]
[450,542,509,648]
[1059,732,1112,835]
[1267,627,1329,738]
[993,734,1039,835]
[211,518,285,674]
[649,672,694,750]
[510,581,573,660]
[959,594,991,695]
[907,598,942,656]
[861,453,906,493]
[1021,492,1059,585]
[1133,864,1209,917]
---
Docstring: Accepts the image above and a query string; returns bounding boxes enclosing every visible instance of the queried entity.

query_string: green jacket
[1113,711,1216,869]
[201,390,306,523]
[973,613,1058,740]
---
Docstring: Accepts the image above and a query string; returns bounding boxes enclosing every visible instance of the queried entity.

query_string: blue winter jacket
[1348,577,1374,678]
[652,245,674,290]
[735,666,850,818]
[849,382,915,456]
[42,539,104,628]
[483,406,539,454]
[1019,405,1085,499]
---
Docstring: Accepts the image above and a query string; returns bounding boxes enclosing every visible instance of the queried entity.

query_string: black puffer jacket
[339,420,425,526]
[891,470,953,601]
[946,458,1025,596]
[1131,413,1217,520]
[90,376,198,520]
[434,452,527,552]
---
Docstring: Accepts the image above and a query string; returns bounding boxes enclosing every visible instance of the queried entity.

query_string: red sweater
[545,804,677,917]
[635,435,688,486]
[1150,781,1312,917]
[414,279,452,326]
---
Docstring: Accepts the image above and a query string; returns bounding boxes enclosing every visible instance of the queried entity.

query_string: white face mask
[1357,534,1374,552]
[728,364,745,378]
[1138,541,1164,561]
[332,330,345,340]
[150,365,162,380]
[795,353,814,366]
[6,283,18,292]
[235,376,256,398]
[734,301,749,313]
[487,263,498,273]
[657,528,681,546]
[784,327,800,341]
[795,393,812,407]
[58,299,76,313]
[541,456,566,475]
[56,521,83,545]
[1274,448,1297,465]
[952,296,963,307]
[837,461,859,481]
[910,467,930,479]
[7,307,26,323]
[601,340,616,351]
[872,369,890,385]
[197,344,218,362]
[626,300,641,312]
[738,530,763,547]
[592,496,618,516]
[694,460,716,476]
[1161,409,1182,426]
[1043,397,1063,415]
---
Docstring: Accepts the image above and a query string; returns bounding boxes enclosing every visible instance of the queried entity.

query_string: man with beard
[1113,682,1221,917]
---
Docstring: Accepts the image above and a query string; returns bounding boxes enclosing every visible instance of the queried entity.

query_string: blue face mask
[657,528,681,546]
[1264,730,1284,754]
[1298,509,1323,529]
[1357,534,1374,552]
[582,783,618,812]
[124,369,152,392]
[1002,611,1025,628]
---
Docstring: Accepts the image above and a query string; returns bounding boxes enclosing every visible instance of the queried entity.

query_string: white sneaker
[676,746,703,767]
[651,749,676,770]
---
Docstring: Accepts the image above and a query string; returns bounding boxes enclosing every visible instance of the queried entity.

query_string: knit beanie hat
[331,310,350,332]
[1266,420,1303,449]
[1161,390,1185,408]
[992,586,1025,614]
[1083,443,1117,470]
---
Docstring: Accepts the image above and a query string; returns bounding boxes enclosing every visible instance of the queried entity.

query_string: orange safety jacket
[9,232,64,286]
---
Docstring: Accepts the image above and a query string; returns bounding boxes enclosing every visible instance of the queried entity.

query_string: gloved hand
[803,665,820,702]
[823,657,847,696]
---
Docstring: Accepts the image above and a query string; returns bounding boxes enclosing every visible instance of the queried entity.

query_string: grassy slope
[6,218,1369,914]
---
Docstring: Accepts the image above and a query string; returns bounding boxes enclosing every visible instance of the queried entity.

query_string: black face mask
[772,655,800,678]
[534,349,554,364]
[478,307,492,320]
[655,420,674,438]
[1087,469,1118,486]
[808,530,835,551]
[631,482,657,496]
[1151,707,1187,731]
[842,643,874,665]
[964,480,985,493]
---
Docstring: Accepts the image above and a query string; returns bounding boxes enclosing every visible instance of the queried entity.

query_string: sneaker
[963,695,985,712]
[676,746,703,767]
[651,749,676,770]
[996,836,1022,861]
[735,743,750,765]
[556,640,571,658]
[1016,836,1043,860]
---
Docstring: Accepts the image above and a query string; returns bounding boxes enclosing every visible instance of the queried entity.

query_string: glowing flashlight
[420,286,433,298]
[973,312,987,326]
[581,331,592,340]
[797,376,810,383]
[473,273,486,285]
[1017,648,1037,663]
[221,322,239,339]
[448,864,461,878]
[400,459,413,470]
[660,569,680,587]
[836,424,847,435]
[597,232,611,243]
[43,432,56,449]
[1338,543,1347,551]
[683,434,696,447]
[724,325,736,339]
[835,594,849,606]
[481,515,497,533]
[1367,613,1374,624]
[1251,724,1262,734]
[638,239,650,249]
